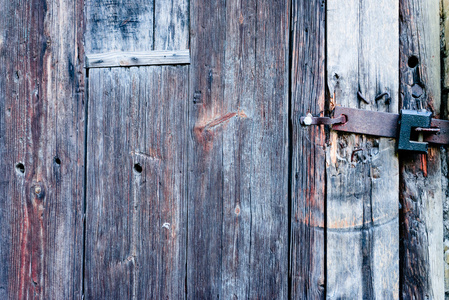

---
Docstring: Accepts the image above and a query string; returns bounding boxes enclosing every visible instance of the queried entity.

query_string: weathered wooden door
[0,0,445,299]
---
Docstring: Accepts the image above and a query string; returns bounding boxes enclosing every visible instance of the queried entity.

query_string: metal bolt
[303,113,313,126]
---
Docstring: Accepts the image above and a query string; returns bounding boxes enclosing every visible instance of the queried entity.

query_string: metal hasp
[397,110,432,153]
[301,107,449,153]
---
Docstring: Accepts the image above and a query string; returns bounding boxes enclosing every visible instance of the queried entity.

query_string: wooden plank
[399,0,444,298]
[86,50,190,68]
[85,66,188,299]
[187,0,289,298]
[442,0,449,295]
[326,1,399,298]
[85,0,189,298]
[0,0,85,298]
[290,1,326,298]
[85,0,154,54]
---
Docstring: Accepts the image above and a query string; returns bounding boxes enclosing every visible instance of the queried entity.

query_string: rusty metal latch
[300,107,449,153]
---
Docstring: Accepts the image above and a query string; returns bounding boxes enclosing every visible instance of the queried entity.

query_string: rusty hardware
[300,113,346,126]
[301,106,449,153]
[397,110,432,152]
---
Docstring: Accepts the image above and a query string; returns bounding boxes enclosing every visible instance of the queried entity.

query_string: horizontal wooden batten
[85,50,190,68]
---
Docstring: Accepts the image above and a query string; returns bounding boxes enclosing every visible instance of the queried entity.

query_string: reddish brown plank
[0,0,85,298]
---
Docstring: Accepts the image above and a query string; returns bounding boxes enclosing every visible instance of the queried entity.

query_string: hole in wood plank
[15,162,25,174]
[54,157,61,165]
[408,55,419,68]
[133,163,143,174]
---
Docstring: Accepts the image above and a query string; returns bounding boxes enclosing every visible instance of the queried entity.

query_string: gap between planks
[85,50,190,68]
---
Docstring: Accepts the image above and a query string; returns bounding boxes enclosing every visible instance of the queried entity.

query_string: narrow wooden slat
[85,66,188,299]
[186,1,226,297]
[86,50,190,68]
[399,0,444,298]
[326,1,399,298]
[187,0,289,298]
[442,0,449,294]
[290,0,326,298]
[0,0,84,298]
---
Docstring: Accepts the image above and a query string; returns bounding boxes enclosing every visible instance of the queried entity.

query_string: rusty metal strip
[425,119,449,145]
[331,106,449,146]
[332,106,398,138]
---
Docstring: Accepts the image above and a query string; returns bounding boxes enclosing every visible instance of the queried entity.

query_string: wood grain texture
[399,1,444,298]
[85,0,154,54]
[290,0,326,299]
[0,0,85,298]
[187,0,289,298]
[326,0,399,298]
[442,1,449,296]
[84,0,189,298]
[86,50,190,68]
[154,0,189,50]
[85,66,188,299]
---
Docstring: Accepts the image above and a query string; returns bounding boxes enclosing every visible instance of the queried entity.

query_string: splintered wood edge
[85,50,191,68]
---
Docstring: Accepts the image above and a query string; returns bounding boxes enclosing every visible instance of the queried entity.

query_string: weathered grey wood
[85,0,189,298]
[399,1,444,298]
[0,0,85,298]
[85,66,188,299]
[154,0,189,50]
[290,1,326,298]
[85,0,154,54]
[326,0,399,298]
[187,0,289,298]
[86,50,190,68]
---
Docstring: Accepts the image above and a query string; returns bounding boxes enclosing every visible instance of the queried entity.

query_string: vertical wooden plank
[0,0,85,298]
[442,1,449,295]
[326,1,399,298]
[187,0,289,298]
[290,0,326,298]
[84,0,189,298]
[220,0,256,297]
[399,1,444,298]
[187,1,226,297]
[85,66,188,299]
[443,0,449,297]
